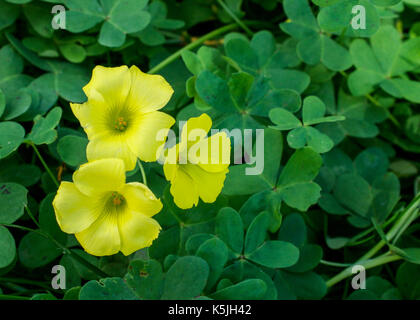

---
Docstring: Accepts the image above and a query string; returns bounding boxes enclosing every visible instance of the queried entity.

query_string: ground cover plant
[0,0,419,301]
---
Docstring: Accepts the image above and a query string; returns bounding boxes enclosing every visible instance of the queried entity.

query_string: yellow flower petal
[73,158,126,196]
[126,66,174,113]
[83,65,131,108]
[122,182,163,217]
[75,212,121,256]
[183,164,228,203]
[118,210,161,256]
[126,111,175,162]
[86,137,137,171]
[180,113,212,149]
[163,159,178,181]
[192,132,231,173]
[169,168,199,209]
[53,182,101,234]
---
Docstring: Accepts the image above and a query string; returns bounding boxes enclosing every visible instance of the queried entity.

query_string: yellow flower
[71,65,175,171]
[53,158,162,256]
[163,114,231,209]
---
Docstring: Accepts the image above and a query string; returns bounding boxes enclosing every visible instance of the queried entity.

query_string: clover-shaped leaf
[270,96,344,153]
[348,25,420,102]
[26,107,62,145]
[317,0,380,37]
[7,34,90,103]
[280,0,353,71]
[64,0,151,47]
[136,0,185,46]
[194,70,300,132]
[320,147,400,224]
[315,89,388,145]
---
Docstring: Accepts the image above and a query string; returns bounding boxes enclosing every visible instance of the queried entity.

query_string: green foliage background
[0,0,419,300]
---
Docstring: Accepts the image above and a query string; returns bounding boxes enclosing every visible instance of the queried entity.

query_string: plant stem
[320,260,352,268]
[326,194,420,288]
[326,253,402,288]
[217,0,253,36]
[137,159,148,186]
[1,225,109,279]
[25,206,41,229]
[148,23,239,74]
[29,142,59,187]
[359,194,420,261]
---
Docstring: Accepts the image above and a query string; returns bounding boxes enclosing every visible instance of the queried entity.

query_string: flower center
[110,192,125,207]
[114,117,128,132]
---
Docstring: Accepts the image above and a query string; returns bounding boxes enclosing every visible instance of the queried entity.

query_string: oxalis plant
[0,0,419,301]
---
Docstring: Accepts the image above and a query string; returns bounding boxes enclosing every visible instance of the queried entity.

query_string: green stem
[0,223,39,234]
[1,225,109,279]
[148,23,239,74]
[359,194,420,261]
[326,253,402,288]
[320,260,352,268]
[25,206,41,229]
[29,142,59,187]
[326,194,420,288]
[137,159,148,187]
[217,0,253,36]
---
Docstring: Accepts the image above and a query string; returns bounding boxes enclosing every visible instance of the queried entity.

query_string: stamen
[114,117,128,132]
[111,192,125,206]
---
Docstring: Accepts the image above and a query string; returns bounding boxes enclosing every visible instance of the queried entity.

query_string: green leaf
[0,121,25,159]
[396,262,420,299]
[0,164,41,187]
[334,173,372,217]
[26,107,62,145]
[269,108,302,130]
[278,213,307,248]
[215,207,244,255]
[354,147,389,184]
[348,25,419,102]
[274,270,327,299]
[124,259,164,299]
[209,279,267,300]
[161,256,209,299]
[57,135,88,167]
[286,244,323,272]
[302,96,326,125]
[18,230,61,268]
[280,0,352,71]
[247,240,300,268]
[196,238,228,290]
[244,211,270,254]
[64,0,151,48]
[276,148,322,211]
[317,0,380,37]
[223,129,283,195]
[79,277,138,300]
[39,193,67,244]
[0,182,27,224]
[6,34,90,103]
[0,0,20,30]
[221,260,278,299]
[0,226,16,268]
